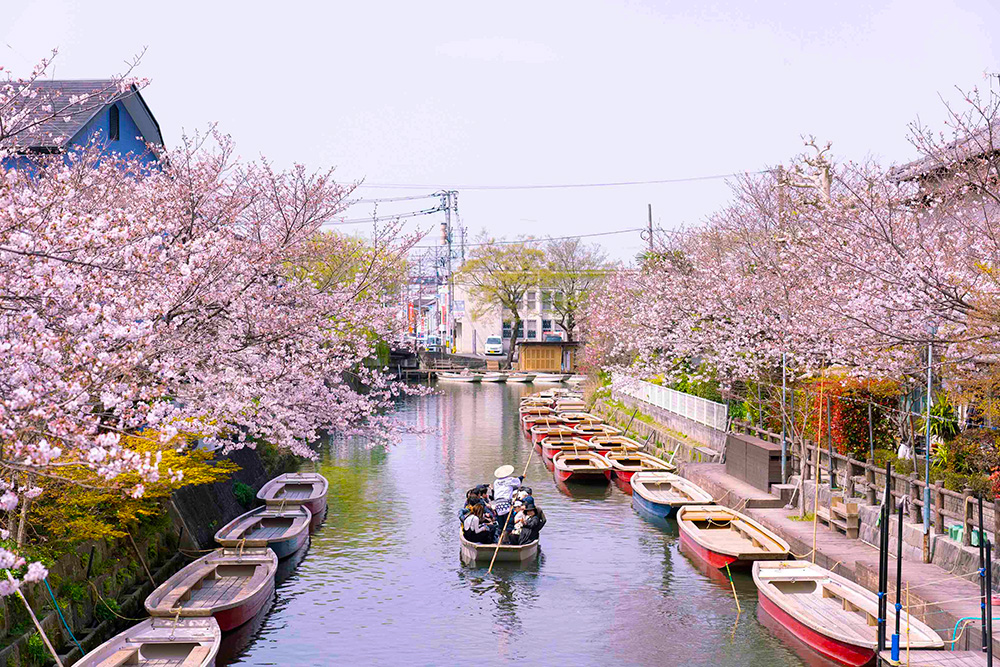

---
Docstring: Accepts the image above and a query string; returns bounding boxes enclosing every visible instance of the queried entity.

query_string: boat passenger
[458,488,481,523]
[490,465,523,538]
[462,504,495,544]
[517,501,546,545]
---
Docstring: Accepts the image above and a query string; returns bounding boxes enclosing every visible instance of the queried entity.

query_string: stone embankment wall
[0,446,297,666]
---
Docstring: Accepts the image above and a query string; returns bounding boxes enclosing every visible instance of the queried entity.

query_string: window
[526,291,537,311]
[526,322,538,340]
[109,105,120,141]
[516,321,524,339]
[542,290,552,311]
[502,321,511,339]
[542,319,552,332]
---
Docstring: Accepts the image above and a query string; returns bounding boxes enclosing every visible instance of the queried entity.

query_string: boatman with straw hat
[490,464,522,542]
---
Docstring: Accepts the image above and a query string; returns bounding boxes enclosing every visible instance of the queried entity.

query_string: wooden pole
[488,449,535,575]
[6,571,63,667]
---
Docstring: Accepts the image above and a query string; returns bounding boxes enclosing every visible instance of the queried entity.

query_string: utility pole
[647,204,653,253]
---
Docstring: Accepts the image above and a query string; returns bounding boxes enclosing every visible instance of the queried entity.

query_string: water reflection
[223,383,806,666]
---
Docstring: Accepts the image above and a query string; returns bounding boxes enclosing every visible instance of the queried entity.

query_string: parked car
[484,336,504,355]
[424,335,442,352]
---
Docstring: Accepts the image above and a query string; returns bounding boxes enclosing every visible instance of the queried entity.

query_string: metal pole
[987,539,994,665]
[924,341,933,534]
[892,496,904,660]
[827,395,835,490]
[878,461,892,653]
[781,353,788,484]
[982,496,989,652]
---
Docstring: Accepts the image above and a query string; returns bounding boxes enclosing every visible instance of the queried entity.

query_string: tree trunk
[506,317,521,370]
[16,477,28,548]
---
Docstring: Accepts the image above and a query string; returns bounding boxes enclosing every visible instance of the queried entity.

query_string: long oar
[488,449,535,575]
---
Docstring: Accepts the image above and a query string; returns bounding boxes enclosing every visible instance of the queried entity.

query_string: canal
[221,383,816,666]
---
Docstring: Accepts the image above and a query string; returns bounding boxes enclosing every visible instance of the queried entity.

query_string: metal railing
[616,378,728,431]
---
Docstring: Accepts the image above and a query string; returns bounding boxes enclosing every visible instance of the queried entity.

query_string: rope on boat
[43,577,84,656]
[169,609,182,639]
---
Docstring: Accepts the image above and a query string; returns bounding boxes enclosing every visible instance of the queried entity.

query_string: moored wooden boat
[478,372,508,382]
[566,374,587,384]
[556,411,602,424]
[605,450,676,483]
[214,505,311,559]
[530,424,576,444]
[76,617,220,667]
[589,435,643,456]
[145,548,277,632]
[519,405,554,416]
[552,450,612,483]
[630,472,713,518]
[506,372,536,383]
[753,561,943,666]
[460,530,539,564]
[573,423,622,441]
[257,472,328,519]
[677,505,790,569]
[554,400,587,412]
[533,373,567,384]
[540,436,594,460]
[437,371,481,382]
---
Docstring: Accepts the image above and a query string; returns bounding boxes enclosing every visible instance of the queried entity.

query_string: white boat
[75,617,220,666]
[437,371,481,383]
[506,372,536,383]
[478,372,508,382]
[460,531,539,563]
[533,373,567,384]
[567,374,587,384]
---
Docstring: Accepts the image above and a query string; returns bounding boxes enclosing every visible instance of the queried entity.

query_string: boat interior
[682,510,787,555]
[98,642,211,666]
[149,557,271,613]
[636,478,704,502]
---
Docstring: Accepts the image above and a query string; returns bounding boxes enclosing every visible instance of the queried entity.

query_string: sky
[4,0,1000,260]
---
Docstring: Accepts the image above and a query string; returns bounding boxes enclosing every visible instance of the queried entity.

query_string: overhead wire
[351,171,768,191]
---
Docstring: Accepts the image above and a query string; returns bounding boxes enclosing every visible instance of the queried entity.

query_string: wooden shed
[516,341,580,372]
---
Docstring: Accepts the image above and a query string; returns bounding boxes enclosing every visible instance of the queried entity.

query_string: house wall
[453,285,566,355]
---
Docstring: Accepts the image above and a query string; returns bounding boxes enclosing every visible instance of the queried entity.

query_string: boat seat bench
[181,645,212,666]
[98,649,139,666]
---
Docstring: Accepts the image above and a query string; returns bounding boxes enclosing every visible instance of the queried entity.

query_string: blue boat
[630,472,713,520]
[214,505,312,559]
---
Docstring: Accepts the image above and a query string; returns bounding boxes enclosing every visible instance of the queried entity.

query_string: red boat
[676,505,789,570]
[572,423,622,441]
[753,561,943,666]
[145,548,277,632]
[521,414,563,432]
[530,424,576,445]
[552,450,611,483]
[589,435,643,457]
[257,472,329,521]
[604,450,675,484]
[540,436,593,461]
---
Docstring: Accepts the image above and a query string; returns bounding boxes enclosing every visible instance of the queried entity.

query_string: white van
[484,336,504,355]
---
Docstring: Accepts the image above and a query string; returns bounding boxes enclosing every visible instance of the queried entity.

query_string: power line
[408,227,644,249]
[321,206,443,226]
[352,171,768,191]
[350,193,440,204]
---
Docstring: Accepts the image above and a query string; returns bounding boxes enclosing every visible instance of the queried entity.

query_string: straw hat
[494,464,514,478]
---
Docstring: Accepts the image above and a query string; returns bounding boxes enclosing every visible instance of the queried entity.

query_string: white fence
[617,379,728,432]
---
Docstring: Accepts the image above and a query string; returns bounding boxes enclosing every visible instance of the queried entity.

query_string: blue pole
[924,341,932,534]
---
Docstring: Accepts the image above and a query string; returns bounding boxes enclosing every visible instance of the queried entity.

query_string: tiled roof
[10,79,131,150]
[889,125,1000,182]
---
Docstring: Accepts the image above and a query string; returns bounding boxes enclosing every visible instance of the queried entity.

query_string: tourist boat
[214,505,311,559]
[145,548,277,631]
[533,373,567,384]
[530,424,576,444]
[521,414,563,432]
[630,472,713,518]
[506,372,536,383]
[478,372,508,382]
[753,561,943,666]
[677,505,790,569]
[257,472,328,519]
[552,450,612,483]
[459,530,539,564]
[540,436,594,461]
[572,423,622,441]
[556,411,602,425]
[76,617,221,667]
[604,450,676,483]
[589,435,643,456]
[437,371,481,383]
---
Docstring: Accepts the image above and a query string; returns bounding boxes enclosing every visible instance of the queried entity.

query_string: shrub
[25,633,45,666]
[95,597,120,623]
[232,481,256,508]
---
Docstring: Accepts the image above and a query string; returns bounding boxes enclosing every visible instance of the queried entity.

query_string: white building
[454,285,566,355]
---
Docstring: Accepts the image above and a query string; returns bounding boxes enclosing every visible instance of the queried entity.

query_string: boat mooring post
[891,495,904,661]
[781,353,787,484]
[981,496,988,652]
[877,461,892,653]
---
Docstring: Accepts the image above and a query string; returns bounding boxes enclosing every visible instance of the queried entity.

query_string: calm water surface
[222,383,815,666]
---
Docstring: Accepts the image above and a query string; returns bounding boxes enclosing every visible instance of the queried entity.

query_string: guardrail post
[994,497,1000,548]
[909,472,920,523]
[865,459,876,505]
[934,482,945,536]
[845,459,855,498]
[963,487,974,547]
